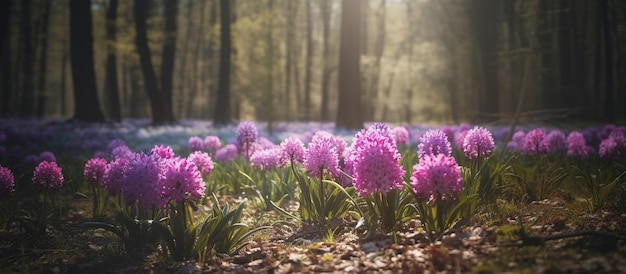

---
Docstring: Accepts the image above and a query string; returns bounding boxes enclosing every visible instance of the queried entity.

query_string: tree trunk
[284,0,295,120]
[320,0,332,121]
[304,0,313,120]
[336,0,363,130]
[214,0,232,125]
[69,0,105,122]
[160,0,177,122]
[134,0,168,124]
[35,0,52,118]
[367,0,386,121]
[0,0,12,116]
[105,0,121,122]
[469,0,500,117]
[600,0,613,121]
[20,0,35,117]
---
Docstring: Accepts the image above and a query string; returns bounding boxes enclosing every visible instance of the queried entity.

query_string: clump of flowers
[84,157,108,186]
[462,126,495,160]
[215,144,238,162]
[279,137,305,166]
[566,131,591,158]
[102,157,129,195]
[250,148,281,170]
[161,157,205,203]
[84,157,109,220]
[599,131,626,160]
[0,165,14,198]
[236,122,258,159]
[418,129,452,158]
[188,136,204,152]
[411,154,464,236]
[32,161,64,191]
[303,131,340,179]
[349,123,405,233]
[122,153,167,210]
[546,130,566,153]
[507,130,526,150]
[204,135,221,154]
[521,129,549,155]
[187,151,214,179]
[411,154,462,204]
[350,124,404,196]
[392,126,410,146]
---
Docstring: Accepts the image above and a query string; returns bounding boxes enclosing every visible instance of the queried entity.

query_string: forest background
[1,0,625,129]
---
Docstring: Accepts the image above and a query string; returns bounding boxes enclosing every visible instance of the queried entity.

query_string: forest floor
[1,193,625,274]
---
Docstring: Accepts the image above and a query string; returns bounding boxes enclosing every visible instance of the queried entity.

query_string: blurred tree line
[1,0,625,129]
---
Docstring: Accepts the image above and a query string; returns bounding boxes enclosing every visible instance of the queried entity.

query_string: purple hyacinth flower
[215,144,238,162]
[463,126,495,159]
[0,165,15,198]
[521,129,549,155]
[250,148,281,170]
[188,136,204,152]
[411,154,463,205]
[39,151,57,163]
[204,135,222,153]
[392,126,410,146]
[84,157,108,186]
[546,130,566,153]
[102,157,129,195]
[236,121,259,159]
[187,151,214,178]
[122,153,167,210]
[350,125,404,196]
[280,137,306,166]
[566,131,590,158]
[303,131,340,179]
[161,157,205,203]
[32,161,64,191]
[418,129,452,158]
[599,131,626,160]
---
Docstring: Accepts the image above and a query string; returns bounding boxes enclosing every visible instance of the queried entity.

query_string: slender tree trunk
[214,0,232,125]
[600,0,613,121]
[20,0,35,117]
[304,0,313,120]
[177,0,193,118]
[134,0,167,124]
[284,0,295,120]
[35,0,52,118]
[336,0,363,130]
[105,0,121,122]
[160,0,177,122]
[186,0,206,118]
[69,0,105,122]
[60,39,68,117]
[320,0,332,121]
[0,0,12,116]
[367,0,386,121]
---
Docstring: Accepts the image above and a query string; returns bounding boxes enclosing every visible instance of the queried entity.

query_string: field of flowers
[0,118,625,273]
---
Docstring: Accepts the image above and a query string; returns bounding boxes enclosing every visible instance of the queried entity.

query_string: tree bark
[160,0,177,122]
[304,0,313,120]
[134,0,169,124]
[105,0,121,122]
[69,0,105,122]
[214,0,232,125]
[35,0,52,118]
[336,0,363,130]
[320,0,332,121]
[0,0,12,116]
[20,0,35,117]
